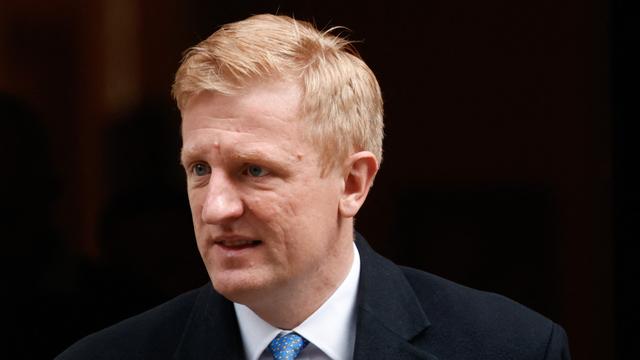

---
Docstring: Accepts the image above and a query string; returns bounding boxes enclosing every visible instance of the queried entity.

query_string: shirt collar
[234,242,361,360]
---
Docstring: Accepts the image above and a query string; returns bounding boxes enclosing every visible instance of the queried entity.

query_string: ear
[339,151,379,218]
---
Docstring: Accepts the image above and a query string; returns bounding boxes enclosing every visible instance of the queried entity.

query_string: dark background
[1,0,635,358]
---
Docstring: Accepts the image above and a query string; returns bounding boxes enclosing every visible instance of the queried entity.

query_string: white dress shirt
[234,242,361,360]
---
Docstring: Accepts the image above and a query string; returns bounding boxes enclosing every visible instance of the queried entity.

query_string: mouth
[214,237,263,251]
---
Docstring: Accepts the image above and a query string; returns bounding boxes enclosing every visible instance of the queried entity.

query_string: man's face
[180,80,350,305]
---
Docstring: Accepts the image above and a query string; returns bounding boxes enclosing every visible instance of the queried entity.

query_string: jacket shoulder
[56,285,206,360]
[400,266,570,359]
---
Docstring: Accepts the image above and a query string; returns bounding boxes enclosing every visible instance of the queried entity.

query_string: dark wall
[611,0,637,358]
[1,0,625,358]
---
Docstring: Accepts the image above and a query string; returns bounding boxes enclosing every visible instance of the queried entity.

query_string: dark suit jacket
[57,233,571,359]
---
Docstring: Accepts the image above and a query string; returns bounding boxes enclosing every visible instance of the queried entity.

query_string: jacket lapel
[174,284,245,360]
[354,233,439,360]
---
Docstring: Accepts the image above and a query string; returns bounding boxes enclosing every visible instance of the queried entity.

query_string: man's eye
[192,163,211,176]
[245,165,269,177]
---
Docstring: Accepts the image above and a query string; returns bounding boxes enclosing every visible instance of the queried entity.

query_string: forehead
[180,81,314,162]
[182,79,301,130]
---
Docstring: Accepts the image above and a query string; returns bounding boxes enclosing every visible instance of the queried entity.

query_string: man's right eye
[192,163,211,176]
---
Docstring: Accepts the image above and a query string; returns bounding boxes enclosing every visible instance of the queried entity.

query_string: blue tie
[268,332,309,360]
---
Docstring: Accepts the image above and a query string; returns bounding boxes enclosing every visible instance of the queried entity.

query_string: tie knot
[268,332,309,360]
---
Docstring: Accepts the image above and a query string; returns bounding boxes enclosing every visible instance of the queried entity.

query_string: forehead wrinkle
[229,145,300,165]
[185,115,258,135]
[180,124,259,165]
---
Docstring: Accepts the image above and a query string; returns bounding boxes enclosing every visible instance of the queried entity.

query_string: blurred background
[1,0,636,358]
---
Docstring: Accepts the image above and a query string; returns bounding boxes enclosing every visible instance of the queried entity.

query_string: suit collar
[354,232,438,360]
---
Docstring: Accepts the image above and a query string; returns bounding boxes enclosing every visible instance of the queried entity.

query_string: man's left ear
[339,151,379,218]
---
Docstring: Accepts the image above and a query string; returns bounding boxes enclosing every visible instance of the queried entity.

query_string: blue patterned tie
[268,332,309,360]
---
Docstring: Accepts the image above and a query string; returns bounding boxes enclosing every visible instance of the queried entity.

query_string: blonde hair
[172,14,384,170]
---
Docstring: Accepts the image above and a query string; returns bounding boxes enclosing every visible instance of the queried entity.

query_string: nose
[201,172,244,225]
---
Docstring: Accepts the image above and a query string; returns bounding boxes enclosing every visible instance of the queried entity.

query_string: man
[58,14,571,359]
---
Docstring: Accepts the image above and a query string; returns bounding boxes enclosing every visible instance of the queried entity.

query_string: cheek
[248,191,314,258]
[246,190,299,231]
[187,190,206,230]
[249,186,336,241]
[302,179,341,216]
[187,187,201,208]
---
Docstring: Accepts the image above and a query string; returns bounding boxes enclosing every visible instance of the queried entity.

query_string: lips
[213,236,262,250]
[217,239,261,246]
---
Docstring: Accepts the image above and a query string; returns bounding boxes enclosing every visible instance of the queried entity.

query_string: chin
[209,270,270,304]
